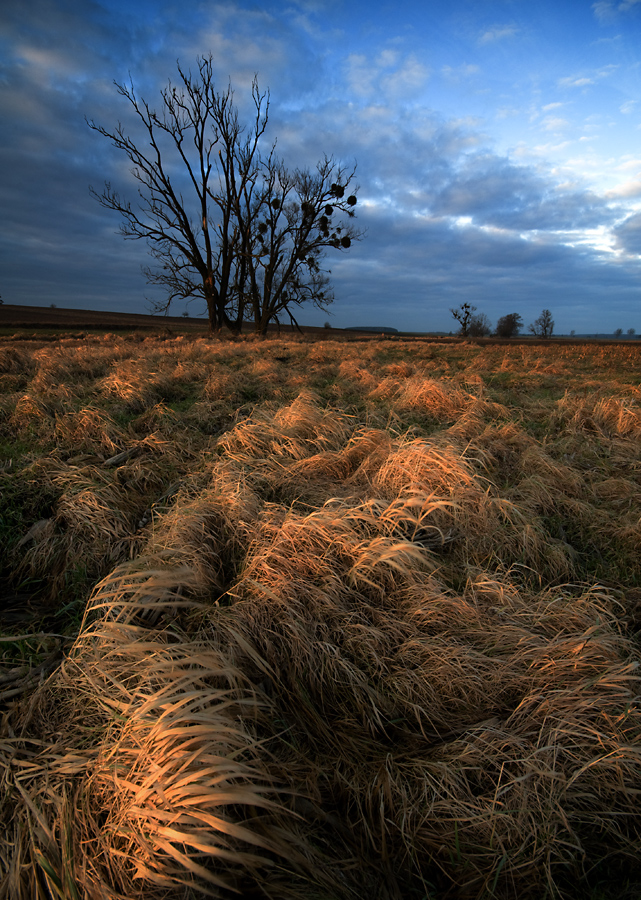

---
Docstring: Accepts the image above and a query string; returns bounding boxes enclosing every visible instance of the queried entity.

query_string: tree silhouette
[450,303,476,337]
[528,309,554,339]
[495,313,523,338]
[468,312,492,337]
[88,56,361,334]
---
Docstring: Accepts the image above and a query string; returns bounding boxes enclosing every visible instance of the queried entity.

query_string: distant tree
[627,327,635,337]
[49,303,57,309]
[495,312,523,338]
[614,328,623,338]
[528,308,554,339]
[468,312,492,337]
[324,321,331,329]
[0,295,3,305]
[450,302,476,337]
[182,311,189,317]
[570,329,575,337]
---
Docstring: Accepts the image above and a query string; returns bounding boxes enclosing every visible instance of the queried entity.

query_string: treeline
[450,304,554,338]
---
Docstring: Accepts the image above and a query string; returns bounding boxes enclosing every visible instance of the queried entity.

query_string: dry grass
[0,334,640,899]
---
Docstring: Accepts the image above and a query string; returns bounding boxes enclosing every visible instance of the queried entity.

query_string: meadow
[0,332,640,899]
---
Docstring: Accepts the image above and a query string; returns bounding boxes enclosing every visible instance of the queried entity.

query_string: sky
[2,0,641,334]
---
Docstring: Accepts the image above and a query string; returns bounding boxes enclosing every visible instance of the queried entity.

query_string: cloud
[478,25,518,44]
[542,115,569,132]
[559,75,594,88]
[345,53,375,96]
[424,152,617,233]
[614,212,641,254]
[594,0,641,17]
[558,64,618,90]
[620,100,637,114]
[616,157,641,171]
[606,180,641,198]
[376,49,399,68]
[328,202,641,333]
[495,107,521,120]
[344,49,429,101]
[593,1,616,19]
[441,63,481,81]
[380,55,430,97]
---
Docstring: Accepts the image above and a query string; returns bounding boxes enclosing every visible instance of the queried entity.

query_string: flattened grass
[0,334,640,899]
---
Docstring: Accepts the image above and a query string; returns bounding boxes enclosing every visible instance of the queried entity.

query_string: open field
[0,332,640,899]
[0,304,341,338]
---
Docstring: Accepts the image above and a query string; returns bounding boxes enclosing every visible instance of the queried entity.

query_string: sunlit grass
[0,333,640,898]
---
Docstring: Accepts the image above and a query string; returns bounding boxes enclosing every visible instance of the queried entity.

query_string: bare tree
[468,312,492,337]
[87,56,360,334]
[243,156,360,334]
[528,308,554,339]
[450,302,476,337]
[627,327,636,337]
[495,313,523,338]
[614,328,623,338]
[88,57,266,332]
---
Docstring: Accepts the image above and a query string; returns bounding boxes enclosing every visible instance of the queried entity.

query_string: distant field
[0,303,346,337]
[1,332,640,899]
[0,302,208,332]
[3,302,636,344]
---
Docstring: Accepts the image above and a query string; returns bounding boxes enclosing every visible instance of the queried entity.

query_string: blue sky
[2,0,641,333]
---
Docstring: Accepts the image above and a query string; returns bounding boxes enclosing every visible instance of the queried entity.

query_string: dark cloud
[614,212,641,254]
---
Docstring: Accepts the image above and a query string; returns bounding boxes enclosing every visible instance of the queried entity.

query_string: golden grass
[1,334,640,898]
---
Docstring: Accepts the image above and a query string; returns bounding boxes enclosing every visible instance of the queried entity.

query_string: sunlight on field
[0,333,640,899]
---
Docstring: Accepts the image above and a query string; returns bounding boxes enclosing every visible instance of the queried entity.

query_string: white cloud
[478,25,518,44]
[559,75,594,88]
[542,116,569,132]
[376,48,399,68]
[616,157,641,171]
[606,180,641,198]
[345,50,429,101]
[345,53,375,97]
[594,0,641,20]
[593,1,615,20]
[532,140,573,154]
[495,107,522,120]
[620,100,637,114]
[381,55,429,97]
[441,63,480,81]
[558,65,617,90]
